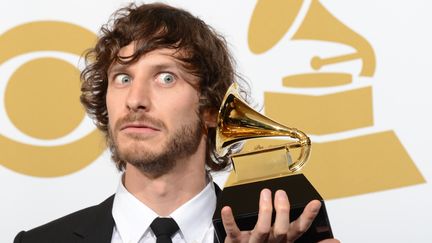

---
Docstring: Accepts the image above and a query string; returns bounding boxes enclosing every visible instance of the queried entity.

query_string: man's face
[106,44,205,176]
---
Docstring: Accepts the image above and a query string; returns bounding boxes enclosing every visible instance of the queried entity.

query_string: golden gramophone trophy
[212,84,333,242]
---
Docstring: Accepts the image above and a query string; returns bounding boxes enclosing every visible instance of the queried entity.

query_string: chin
[119,142,163,158]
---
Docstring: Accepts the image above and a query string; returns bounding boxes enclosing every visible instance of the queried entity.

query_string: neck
[123,139,208,216]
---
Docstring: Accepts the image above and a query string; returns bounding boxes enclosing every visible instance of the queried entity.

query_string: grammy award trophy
[212,84,333,242]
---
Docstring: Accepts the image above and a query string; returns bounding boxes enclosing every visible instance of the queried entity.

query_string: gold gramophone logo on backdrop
[0,21,104,177]
[246,0,425,199]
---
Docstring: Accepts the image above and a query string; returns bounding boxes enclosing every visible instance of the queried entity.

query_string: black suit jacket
[14,195,116,243]
[14,184,222,243]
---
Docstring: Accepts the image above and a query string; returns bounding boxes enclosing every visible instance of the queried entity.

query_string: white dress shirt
[110,176,217,243]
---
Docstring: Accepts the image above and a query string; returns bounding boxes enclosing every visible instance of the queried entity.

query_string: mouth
[120,123,161,134]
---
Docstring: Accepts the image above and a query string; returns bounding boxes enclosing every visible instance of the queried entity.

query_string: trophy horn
[216,83,311,173]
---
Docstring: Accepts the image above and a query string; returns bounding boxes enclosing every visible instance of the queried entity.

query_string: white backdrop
[1,0,432,242]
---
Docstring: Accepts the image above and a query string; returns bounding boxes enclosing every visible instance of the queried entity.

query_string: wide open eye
[156,72,175,85]
[114,74,132,85]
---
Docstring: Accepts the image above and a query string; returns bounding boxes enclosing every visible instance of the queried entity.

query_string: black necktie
[150,217,180,243]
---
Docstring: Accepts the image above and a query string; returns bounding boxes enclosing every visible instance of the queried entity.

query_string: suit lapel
[73,195,115,243]
[214,182,222,243]
[70,183,222,243]
[214,182,222,197]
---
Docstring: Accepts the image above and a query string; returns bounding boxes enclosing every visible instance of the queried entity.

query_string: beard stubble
[107,111,204,177]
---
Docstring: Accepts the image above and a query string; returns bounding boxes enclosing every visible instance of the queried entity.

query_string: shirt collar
[112,176,158,243]
[171,180,216,243]
[112,174,216,243]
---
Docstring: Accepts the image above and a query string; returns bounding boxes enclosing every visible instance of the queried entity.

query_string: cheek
[105,94,113,119]
[105,91,121,127]
[161,93,200,125]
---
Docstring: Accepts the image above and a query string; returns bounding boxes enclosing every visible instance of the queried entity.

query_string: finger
[250,188,272,243]
[287,200,322,241]
[272,190,290,241]
[221,206,242,242]
[318,239,340,243]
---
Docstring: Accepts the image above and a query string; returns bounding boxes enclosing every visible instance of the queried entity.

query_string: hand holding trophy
[213,84,334,242]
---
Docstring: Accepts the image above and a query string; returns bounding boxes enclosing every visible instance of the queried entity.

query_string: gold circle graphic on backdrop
[5,58,84,139]
[0,21,105,177]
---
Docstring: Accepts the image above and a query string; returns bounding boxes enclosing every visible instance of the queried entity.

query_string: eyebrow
[152,63,180,72]
[108,61,185,76]
[108,64,128,77]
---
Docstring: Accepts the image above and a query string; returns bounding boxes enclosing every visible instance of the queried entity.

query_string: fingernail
[312,202,322,213]
[276,190,288,201]
[261,189,271,202]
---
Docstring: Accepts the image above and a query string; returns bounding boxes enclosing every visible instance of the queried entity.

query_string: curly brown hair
[80,2,241,171]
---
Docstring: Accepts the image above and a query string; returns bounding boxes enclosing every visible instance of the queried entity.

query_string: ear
[202,108,218,128]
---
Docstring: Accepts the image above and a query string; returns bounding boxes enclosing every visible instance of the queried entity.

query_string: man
[14,3,339,243]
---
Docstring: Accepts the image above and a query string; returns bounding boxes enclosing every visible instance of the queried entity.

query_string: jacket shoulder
[14,195,115,243]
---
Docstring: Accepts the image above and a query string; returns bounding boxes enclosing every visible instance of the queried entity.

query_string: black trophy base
[213,174,333,242]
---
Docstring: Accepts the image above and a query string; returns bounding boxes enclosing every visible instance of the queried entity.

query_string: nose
[126,79,151,112]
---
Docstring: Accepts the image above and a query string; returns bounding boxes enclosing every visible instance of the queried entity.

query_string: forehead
[117,44,179,63]
[108,43,200,84]
[110,43,189,70]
